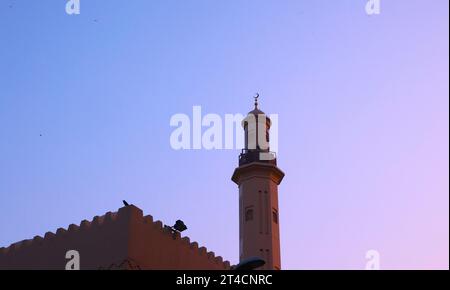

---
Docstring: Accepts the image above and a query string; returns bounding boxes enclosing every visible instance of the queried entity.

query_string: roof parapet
[0,205,232,269]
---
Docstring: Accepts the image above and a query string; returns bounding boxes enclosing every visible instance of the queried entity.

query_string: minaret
[232,94,285,270]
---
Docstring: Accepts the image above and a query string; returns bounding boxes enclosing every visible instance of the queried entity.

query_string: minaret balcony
[238,149,277,166]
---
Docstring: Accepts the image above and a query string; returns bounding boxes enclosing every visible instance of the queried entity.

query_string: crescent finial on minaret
[254,93,259,109]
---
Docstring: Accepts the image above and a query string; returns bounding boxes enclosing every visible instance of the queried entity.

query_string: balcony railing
[238,149,277,166]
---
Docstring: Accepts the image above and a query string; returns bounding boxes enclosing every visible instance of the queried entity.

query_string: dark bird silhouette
[122,200,129,207]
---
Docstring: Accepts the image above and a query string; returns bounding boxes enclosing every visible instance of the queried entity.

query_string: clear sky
[0,0,448,269]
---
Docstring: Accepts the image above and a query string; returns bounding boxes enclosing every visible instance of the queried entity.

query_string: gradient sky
[0,0,448,269]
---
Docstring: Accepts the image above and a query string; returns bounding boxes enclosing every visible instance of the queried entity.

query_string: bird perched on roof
[122,200,129,207]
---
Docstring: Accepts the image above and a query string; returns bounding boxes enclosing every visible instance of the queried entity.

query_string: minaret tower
[232,94,285,270]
